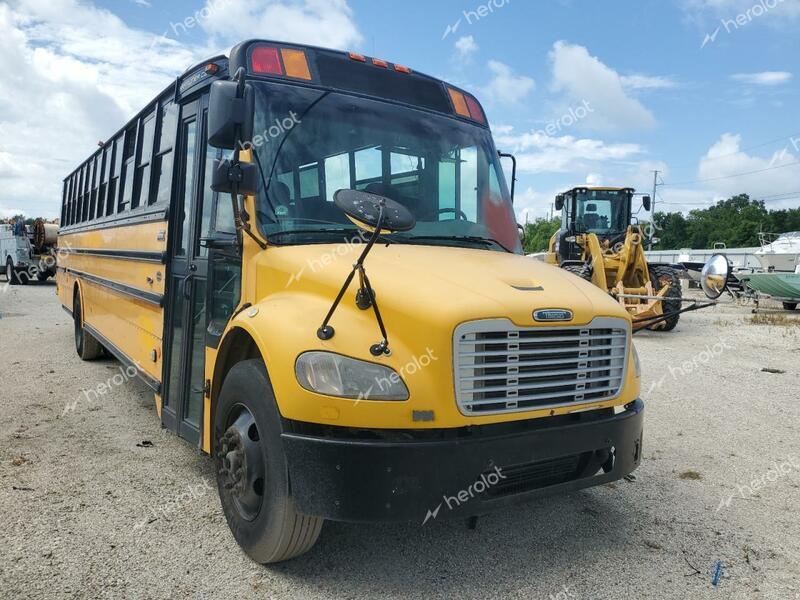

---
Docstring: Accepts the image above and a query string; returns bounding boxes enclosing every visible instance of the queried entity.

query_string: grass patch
[750,313,800,327]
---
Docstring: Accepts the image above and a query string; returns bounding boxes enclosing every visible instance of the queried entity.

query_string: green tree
[522,218,560,253]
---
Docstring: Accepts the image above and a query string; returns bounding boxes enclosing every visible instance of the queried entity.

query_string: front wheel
[215,359,323,564]
[649,266,682,332]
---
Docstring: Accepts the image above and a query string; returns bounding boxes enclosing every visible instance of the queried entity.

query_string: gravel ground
[1,281,799,599]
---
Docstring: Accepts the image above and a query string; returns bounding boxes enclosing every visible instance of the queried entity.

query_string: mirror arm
[498,151,517,203]
[226,68,266,251]
[317,203,392,356]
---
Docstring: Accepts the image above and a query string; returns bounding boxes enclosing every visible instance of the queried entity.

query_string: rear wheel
[215,359,323,564]
[783,302,798,311]
[73,289,103,360]
[650,266,682,332]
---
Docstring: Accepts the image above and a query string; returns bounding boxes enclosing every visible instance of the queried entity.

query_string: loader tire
[649,266,682,332]
[563,264,593,282]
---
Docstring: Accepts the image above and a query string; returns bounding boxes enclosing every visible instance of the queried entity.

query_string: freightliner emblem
[533,309,573,322]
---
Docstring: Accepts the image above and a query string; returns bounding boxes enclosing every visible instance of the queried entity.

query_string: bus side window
[152,101,177,206]
[107,137,122,217]
[133,111,156,209]
[118,125,137,213]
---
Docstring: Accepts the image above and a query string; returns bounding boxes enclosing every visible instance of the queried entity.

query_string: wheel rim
[218,405,266,522]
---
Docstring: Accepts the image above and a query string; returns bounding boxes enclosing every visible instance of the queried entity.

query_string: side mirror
[333,189,416,233]
[642,195,652,211]
[517,223,526,244]
[211,159,259,196]
[208,80,254,150]
[701,254,731,299]
[555,194,565,212]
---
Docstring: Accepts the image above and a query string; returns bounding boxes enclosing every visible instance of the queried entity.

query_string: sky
[1,0,799,223]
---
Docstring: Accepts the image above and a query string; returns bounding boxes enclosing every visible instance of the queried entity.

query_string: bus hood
[256,243,630,329]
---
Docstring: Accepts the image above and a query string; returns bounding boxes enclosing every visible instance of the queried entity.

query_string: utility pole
[649,170,660,250]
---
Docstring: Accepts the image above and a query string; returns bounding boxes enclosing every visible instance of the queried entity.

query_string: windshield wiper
[268,228,360,239]
[399,235,512,253]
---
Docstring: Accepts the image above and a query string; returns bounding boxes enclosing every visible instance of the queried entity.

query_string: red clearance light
[349,52,366,62]
[394,64,411,74]
[372,58,388,68]
[465,95,486,124]
[204,63,219,75]
[251,46,283,75]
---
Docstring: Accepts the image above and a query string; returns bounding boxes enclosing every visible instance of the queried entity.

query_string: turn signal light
[448,88,470,118]
[281,48,312,80]
[465,94,486,123]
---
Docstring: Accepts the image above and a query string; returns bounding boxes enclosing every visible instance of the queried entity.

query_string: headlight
[295,351,409,401]
[632,343,641,379]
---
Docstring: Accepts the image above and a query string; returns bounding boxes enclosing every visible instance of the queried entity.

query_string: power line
[661,131,800,170]
[662,160,800,187]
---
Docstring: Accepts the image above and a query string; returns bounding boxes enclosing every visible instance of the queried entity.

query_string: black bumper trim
[282,400,644,523]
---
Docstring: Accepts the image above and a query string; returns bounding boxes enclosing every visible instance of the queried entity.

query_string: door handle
[181,272,193,299]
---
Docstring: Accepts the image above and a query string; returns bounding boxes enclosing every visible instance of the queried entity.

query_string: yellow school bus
[57,40,643,563]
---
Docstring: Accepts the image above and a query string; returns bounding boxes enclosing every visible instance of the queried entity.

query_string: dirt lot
[1,281,799,599]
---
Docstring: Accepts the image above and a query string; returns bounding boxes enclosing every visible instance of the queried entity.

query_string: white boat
[755,232,800,272]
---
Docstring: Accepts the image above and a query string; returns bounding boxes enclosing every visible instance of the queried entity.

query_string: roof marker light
[281,48,312,80]
[448,88,470,118]
[349,52,366,62]
[465,94,486,124]
[372,58,388,68]
[394,64,411,74]
[251,46,282,75]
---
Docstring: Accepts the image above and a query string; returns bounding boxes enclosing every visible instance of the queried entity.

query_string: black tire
[6,258,20,285]
[215,359,323,564]
[649,266,682,332]
[562,264,593,282]
[37,272,50,282]
[783,302,798,311]
[73,289,103,360]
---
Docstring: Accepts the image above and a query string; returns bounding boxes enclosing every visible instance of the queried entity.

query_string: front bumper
[282,399,644,523]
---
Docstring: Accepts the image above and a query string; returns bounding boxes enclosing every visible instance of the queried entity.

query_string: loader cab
[555,187,635,263]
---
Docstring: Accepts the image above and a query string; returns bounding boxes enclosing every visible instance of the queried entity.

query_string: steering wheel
[426,207,469,221]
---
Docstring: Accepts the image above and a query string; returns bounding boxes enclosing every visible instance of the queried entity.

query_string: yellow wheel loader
[545,187,682,332]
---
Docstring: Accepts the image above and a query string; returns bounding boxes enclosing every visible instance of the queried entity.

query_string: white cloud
[481,60,535,105]
[199,0,362,50]
[454,35,478,58]
[549,41,656,132]
[698,133,800,206]
[0,0,362,219]
[493,126,643,174]
[620,74,678,90]
[731,71,793,85]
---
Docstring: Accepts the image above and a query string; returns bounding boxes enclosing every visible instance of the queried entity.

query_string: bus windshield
[247,81,521,253]
[574,189,630,235]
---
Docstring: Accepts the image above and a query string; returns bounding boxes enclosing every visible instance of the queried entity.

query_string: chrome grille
[453,318,629,415]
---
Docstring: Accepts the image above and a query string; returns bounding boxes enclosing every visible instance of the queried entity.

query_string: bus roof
[65,40,488,184]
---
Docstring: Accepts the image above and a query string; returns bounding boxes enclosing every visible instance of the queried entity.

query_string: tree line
[522,194,800,253]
